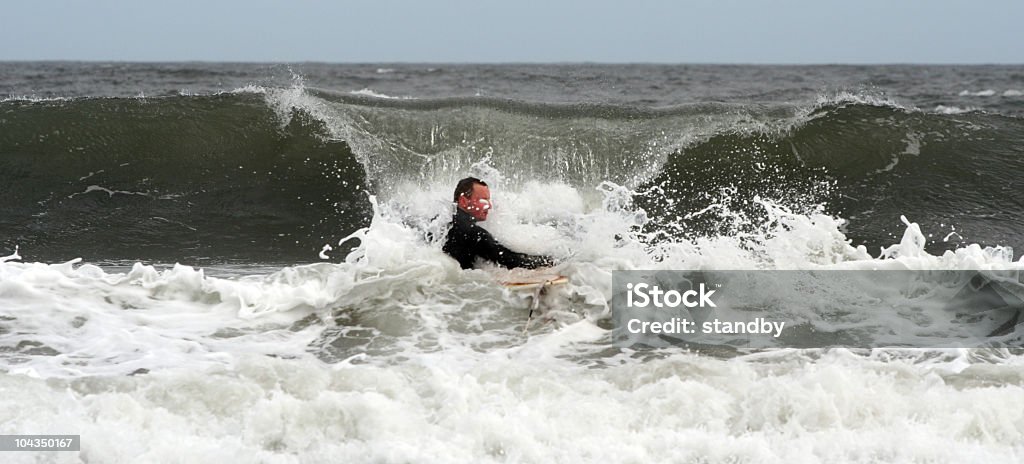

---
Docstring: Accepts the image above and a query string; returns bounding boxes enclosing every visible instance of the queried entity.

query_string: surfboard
[500,273,570,333]
[501,274,569,290]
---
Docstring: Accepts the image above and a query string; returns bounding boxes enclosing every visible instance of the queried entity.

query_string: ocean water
[1,62,1024,463]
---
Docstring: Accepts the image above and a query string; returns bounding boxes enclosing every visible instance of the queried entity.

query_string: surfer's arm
[474,228,553,269]
[496,248,553,269]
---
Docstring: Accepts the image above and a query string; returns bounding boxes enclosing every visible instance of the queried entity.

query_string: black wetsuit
[442,209,553,270]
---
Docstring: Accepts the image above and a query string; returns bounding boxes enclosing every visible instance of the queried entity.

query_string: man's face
[458,183,491,221]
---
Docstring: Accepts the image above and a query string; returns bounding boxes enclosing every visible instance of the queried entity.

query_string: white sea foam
[349,88,410,100]
[2,342,1023,462]
[228,84,269,95]
[1,95,73,103]
[812,91,914,112]
[934,104,978,114]
[959,89,997,97]
[67,185,151,199]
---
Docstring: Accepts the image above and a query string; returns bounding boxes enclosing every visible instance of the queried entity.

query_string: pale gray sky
[3,0,1022,63]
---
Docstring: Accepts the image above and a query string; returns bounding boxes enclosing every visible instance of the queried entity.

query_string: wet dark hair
[453,177,487,202]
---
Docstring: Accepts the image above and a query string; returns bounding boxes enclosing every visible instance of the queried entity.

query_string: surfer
[443,177,554,270]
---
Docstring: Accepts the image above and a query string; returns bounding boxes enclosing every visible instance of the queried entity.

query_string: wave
[640,100,1024,254]
[2,88,1022,263]
[0,94,371,263]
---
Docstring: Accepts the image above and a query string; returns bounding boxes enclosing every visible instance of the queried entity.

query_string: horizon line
[2,59,1023,66]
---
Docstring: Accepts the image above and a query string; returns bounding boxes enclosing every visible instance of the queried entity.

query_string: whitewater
[3,190,1023,463]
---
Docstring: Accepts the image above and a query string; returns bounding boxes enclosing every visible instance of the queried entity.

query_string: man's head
[453,177,491,221]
